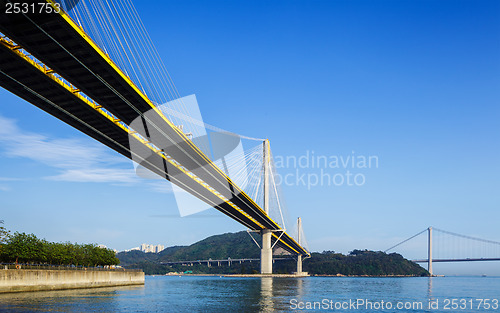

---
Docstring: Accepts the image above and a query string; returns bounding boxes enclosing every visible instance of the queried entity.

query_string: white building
[138,244,165,253]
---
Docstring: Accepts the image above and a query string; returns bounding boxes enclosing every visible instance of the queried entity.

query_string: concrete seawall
[0,269,145,293]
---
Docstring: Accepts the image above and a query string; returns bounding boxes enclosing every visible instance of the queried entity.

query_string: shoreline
[153,273,308,278]
[0,269,145,293]
[150,273,427,278]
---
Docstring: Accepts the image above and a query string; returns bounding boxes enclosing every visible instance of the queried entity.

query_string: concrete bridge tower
[428,226,433,276]
[297,217,303,274]
[260,140,272,274]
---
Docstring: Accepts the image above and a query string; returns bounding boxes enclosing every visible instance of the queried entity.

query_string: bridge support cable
[246,230,261,249]
[0,0,310,257]
[56,0,276,219]
[10,6,270,224]
[0,34,264,233]
[432,227,500,261]
[67,0,200,136]
[384,228,428,253]
[12,8,289,238]
[0,9,284,233]
[386,226,500,275]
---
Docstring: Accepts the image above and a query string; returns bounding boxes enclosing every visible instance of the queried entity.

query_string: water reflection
[257,277,309,311]
[427,277,434,300]
[0,276,308,312]
[0,285,144,312]
[259,277,274,312]
[0,276,497,312]
[296,277,304,299]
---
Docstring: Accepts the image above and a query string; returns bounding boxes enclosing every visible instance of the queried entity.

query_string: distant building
[155,245,165,253]
[135,244,166,253]
[122,244,165,253]
[139,243,150,252]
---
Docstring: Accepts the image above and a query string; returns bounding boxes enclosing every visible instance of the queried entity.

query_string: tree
[2,232,40,263]
[0,220,10,244]
[0,228,120,267]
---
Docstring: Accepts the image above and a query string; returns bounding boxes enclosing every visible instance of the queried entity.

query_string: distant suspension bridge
[385,227,500,275]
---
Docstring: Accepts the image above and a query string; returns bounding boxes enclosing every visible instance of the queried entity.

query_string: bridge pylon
[260,140,272,274]
[297,217,303,274]
[428,226,433,276]
[294,217,308,276]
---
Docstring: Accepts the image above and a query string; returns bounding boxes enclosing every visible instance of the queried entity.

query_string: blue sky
[0,0,499,275]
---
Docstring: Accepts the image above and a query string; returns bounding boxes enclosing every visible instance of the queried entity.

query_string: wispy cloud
[0,115,138,184]
[0,177,22,182]
[0,177,22,192]
[47,169,138,184]
[147,181,174,193]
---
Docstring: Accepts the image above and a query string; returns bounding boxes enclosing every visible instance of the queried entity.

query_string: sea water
[0,276,499,312]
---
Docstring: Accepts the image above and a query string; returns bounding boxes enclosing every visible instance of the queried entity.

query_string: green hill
[117,231,260,266]
[158,231,260,261]
[117,231,428,276]
[273,250,428,276]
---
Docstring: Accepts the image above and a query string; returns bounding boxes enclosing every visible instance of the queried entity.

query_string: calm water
[0,276,499,312]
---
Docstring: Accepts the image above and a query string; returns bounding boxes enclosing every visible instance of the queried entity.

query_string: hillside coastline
[118,232,429,277]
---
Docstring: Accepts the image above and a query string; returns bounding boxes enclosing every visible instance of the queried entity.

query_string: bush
[0,232,119,266]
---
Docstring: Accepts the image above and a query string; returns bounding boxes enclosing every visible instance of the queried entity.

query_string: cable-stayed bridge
[0,0,309,274]
[386,227,500,275]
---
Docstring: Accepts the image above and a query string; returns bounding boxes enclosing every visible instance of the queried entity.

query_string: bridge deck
[160,258,293,265]
[413,258,500,263]
[0,0,309,256]
[0,36,266,233]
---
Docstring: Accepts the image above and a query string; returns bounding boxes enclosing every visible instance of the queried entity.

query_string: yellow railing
[0,35,267,230]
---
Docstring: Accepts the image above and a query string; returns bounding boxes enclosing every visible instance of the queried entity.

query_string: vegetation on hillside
[117,231,428,276]
[274,250,428,276]
[0,221,427,276]
[118,231,260,266]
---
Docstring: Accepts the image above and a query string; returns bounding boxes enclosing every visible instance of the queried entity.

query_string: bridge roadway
[0,0,309,257]
[413,258,500,263]
[160,258,293,266]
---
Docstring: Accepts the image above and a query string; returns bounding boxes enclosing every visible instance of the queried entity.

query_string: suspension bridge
[0,0,309,275]
[386,227,500,275]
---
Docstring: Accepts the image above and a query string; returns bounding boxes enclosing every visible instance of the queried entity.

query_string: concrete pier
[261,229,273,274]
[0,269,144,293]
[297,254,302,273]
[294,217,307,276]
